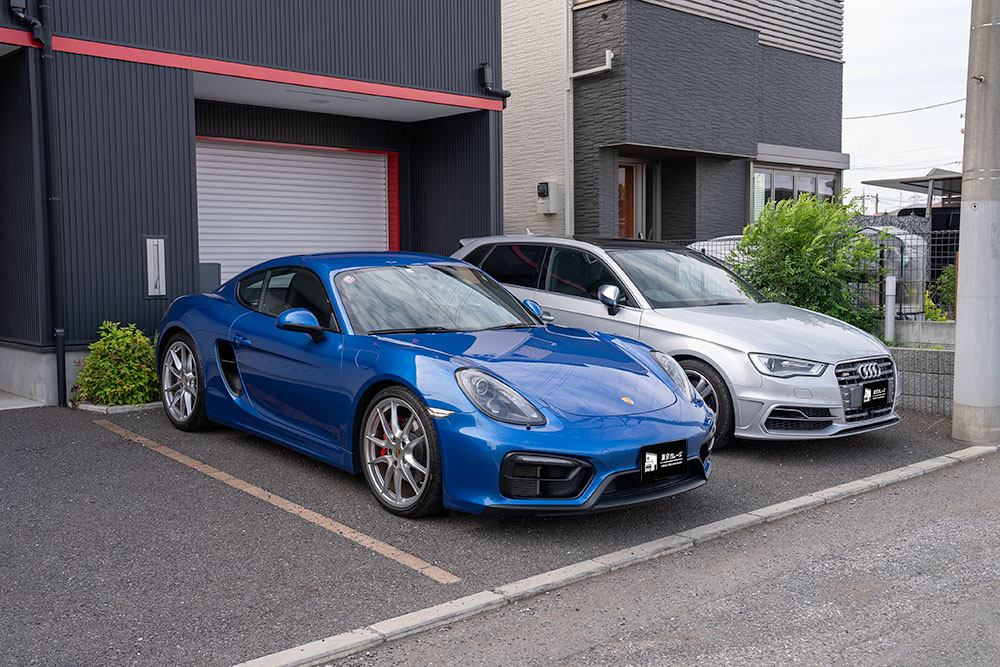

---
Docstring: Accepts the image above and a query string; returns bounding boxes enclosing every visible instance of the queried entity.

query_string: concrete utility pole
[953,0,1000,442]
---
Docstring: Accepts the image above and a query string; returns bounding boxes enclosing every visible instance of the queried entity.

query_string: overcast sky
[842,0,971,212]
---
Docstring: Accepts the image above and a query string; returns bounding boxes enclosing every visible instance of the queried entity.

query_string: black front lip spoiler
[481,456,709,516]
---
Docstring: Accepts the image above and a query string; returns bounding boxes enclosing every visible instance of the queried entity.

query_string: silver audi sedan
[453,236,900,448]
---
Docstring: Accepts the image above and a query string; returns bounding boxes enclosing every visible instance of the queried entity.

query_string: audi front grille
[836,357,896,423]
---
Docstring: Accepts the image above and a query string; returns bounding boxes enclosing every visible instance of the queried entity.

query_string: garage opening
[195,137,393,282]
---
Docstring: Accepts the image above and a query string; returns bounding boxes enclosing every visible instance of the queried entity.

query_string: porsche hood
[388,327,679,417]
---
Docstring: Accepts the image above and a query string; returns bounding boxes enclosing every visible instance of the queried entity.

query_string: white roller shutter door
[196,139,389,282]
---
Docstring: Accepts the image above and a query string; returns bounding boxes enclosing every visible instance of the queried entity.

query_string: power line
[853,155,962,169]
[850,159,962,172]
[843,98,966,120]
[852,142,963,157]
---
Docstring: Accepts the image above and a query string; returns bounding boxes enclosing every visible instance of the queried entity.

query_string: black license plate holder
[862,379,889,409]
[640,441,687,483]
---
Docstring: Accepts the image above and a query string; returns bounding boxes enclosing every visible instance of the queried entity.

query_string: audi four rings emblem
[858,362,881,380]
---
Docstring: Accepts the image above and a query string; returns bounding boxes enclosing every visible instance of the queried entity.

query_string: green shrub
[72,321,159,406]
[730,195,881,333]
[930,263,957,308]
[924,291,948,322]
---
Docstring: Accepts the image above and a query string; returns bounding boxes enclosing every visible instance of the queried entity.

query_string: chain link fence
[666,222,959,321]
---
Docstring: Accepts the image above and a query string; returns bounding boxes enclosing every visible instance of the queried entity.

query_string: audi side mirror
[597,284,621,315]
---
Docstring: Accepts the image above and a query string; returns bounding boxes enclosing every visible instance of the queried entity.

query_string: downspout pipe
[11,0,66,407]
[478,62,511,106]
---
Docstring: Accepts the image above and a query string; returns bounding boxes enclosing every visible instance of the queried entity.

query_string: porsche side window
[236,271,267,310]
[544,248,630,305]
[285,270,338,332]
[259,268,296,318]
[480,244,546,288]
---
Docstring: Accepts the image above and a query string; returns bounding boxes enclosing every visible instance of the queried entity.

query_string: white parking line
[93,419,460,584]
[234,443,999,667]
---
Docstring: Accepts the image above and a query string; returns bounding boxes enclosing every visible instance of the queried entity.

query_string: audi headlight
[456,369,546,426]
[651,351,696,403]
[749,353,827,378]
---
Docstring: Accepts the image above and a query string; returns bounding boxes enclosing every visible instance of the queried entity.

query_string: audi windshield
[609,248,762,309]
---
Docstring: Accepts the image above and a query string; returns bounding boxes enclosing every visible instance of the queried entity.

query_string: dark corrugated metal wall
[0,50,44,345]
[55,54,199,344]
[1,2,503,347]
[56,0,501,98]
[410,111,501,257]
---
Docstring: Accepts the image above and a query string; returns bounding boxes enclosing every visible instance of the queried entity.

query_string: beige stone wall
[501,0,570,237]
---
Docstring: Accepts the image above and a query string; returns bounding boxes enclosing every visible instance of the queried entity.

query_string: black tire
[359,386,443,518]
[679,358,734,450]
[160,332,211,432]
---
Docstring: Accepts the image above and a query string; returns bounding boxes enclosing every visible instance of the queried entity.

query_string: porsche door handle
[540,312,555,323]
[233,334,252,348]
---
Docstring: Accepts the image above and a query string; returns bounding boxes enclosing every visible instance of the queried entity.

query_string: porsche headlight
[651,351,697,403]
[456,369,546,426]
[749,353,827,378]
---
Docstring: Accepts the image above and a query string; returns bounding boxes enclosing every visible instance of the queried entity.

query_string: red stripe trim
[0,28,503,112]
[196,136,401,252]
[0,26,38,47]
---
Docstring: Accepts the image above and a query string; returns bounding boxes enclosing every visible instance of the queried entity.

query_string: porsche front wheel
[361,386,443,518]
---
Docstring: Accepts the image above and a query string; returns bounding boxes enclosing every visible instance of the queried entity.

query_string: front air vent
[764,406,833,432]
[216,341,243,397]
[500,453,593,500]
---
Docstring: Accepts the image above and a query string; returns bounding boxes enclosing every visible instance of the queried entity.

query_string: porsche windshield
[609,248,762,309]
[334,264,539,335]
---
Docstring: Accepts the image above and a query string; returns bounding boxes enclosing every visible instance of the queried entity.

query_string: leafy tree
[730,195,881,333]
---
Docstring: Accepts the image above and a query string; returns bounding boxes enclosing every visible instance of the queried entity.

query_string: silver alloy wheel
[162,340,199,423]
[363,397,429,509]
[686,368,718,413]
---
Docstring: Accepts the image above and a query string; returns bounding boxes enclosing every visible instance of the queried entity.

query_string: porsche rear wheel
[361,386,443,518]
[160,333,210,432]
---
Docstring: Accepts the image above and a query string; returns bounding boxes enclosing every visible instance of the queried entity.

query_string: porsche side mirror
[597,284,621,315]
[276,308,325,342]
[523,299,543,319]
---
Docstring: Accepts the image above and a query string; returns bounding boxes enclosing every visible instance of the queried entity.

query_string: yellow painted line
[93,419,460,584]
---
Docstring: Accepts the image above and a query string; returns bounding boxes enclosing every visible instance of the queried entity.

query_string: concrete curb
[234,442,999,667]
[75,401,160,414]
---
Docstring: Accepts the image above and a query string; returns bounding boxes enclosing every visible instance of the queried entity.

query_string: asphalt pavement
[0,405,971,665]
[341,452,1000,666]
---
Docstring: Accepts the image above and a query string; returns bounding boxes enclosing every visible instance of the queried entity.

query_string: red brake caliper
[380,417,388,457]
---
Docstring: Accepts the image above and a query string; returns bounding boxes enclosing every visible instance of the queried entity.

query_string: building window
[752,166,838,222]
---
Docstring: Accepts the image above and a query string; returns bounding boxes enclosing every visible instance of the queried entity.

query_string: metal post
[884,275,896,342]
[953,0,1000,442]
[925,179,935,219]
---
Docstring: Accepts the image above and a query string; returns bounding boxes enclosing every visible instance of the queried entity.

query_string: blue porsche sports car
[156,252,715,517]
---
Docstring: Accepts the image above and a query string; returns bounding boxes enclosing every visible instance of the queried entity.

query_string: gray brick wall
[891,348,955,416]
[571,0,843,240]
[661,158,697,238]
[759,46,843,152]
[626,1,760,156]
[695,157,749,238]
[572,1,628,235]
